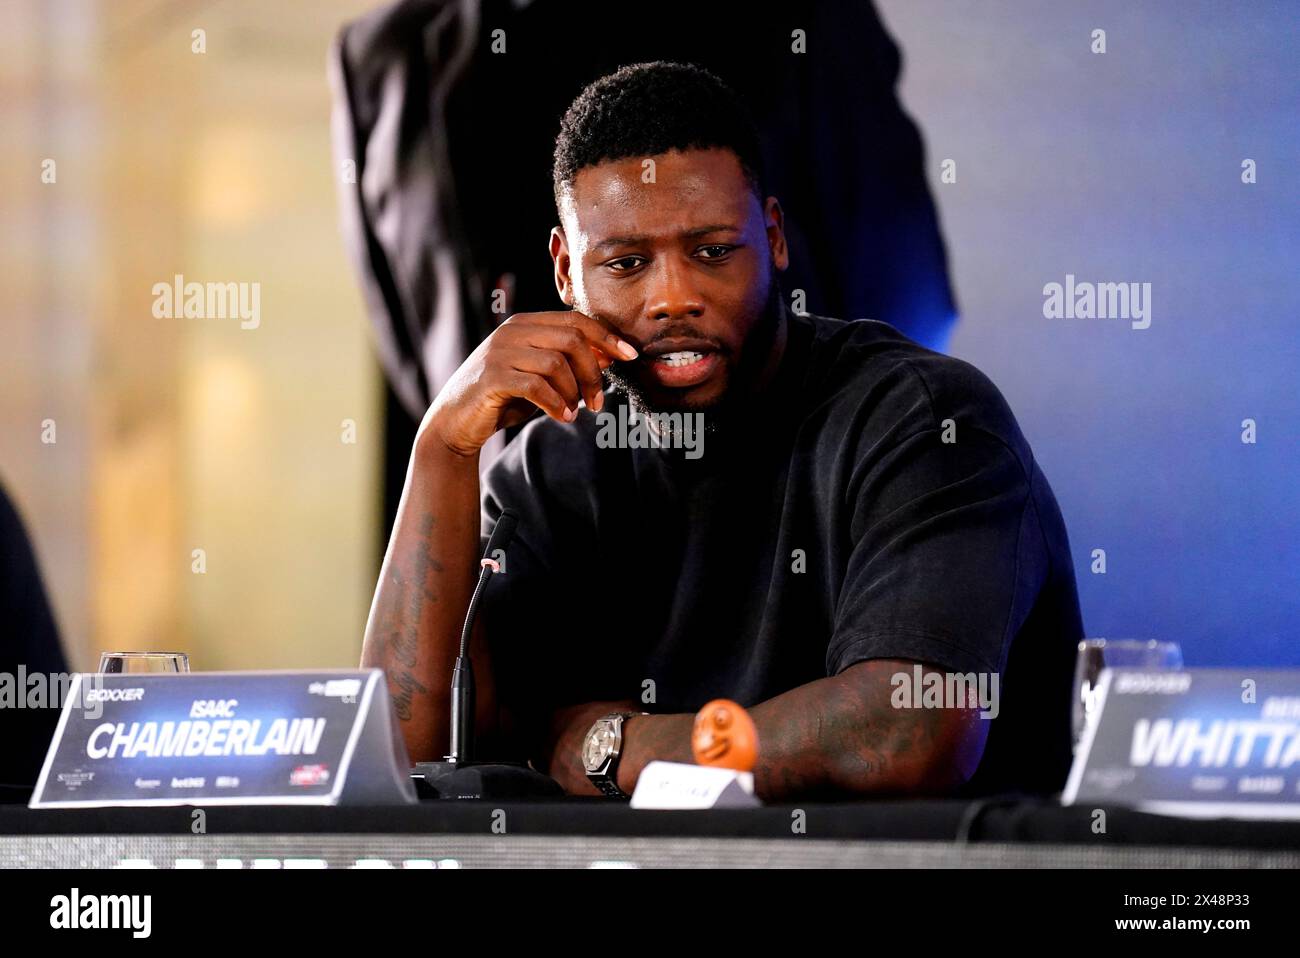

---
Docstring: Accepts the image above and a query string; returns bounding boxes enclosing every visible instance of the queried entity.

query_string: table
[3,793,1299,868]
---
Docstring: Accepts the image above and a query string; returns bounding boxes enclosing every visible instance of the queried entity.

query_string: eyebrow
[593,224,740,251]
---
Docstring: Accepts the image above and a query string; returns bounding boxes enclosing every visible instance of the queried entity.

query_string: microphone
[448,509,518,764]
[410,508,564,800]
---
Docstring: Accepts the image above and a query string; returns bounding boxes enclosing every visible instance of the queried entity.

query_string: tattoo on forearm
[377,513,444,723]
[390,669,429,722]
[750,663,944,800]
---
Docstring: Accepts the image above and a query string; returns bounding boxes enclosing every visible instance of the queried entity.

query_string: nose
[644,257,704,323]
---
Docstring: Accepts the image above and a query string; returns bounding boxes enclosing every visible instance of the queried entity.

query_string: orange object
[691,699,758,771]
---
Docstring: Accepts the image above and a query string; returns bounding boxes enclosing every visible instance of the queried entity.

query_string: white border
[29,669,380,809]
[1135,801,1300,821]
[28,671,83,807]
[1061,668,1112,805]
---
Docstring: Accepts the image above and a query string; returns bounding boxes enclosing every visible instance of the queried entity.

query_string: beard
[600,272,786,441]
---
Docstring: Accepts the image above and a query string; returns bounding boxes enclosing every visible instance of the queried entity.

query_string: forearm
[745,660,976,800]
[359,309,630,764]
[360,431,482,763]
[616,661,983,801]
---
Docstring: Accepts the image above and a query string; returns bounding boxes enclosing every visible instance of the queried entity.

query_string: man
[331,0,958,493]
[361,62,1084,801]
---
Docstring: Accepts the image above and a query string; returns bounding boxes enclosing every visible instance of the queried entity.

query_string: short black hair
[552,61,766,213]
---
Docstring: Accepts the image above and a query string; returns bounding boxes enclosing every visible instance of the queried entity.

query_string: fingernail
[592,391,604,412]
[615,340,638,360]
[563,407,576,422]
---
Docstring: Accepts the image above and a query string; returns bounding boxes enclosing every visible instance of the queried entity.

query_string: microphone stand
[411,509,565,800]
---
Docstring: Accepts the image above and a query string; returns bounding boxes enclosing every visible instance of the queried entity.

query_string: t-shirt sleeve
[824,424,1043,679]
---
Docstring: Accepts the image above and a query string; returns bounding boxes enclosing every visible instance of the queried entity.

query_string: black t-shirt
[479,311,1084,797]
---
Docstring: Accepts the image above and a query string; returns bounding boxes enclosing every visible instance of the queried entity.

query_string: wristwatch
[582,711,647,798]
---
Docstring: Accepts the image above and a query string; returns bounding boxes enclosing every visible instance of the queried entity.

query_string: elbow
[830,755,969,798]
[830,711,989,797]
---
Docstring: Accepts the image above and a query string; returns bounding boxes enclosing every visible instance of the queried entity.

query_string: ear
[550,226,575,306]
[763,197,789,272]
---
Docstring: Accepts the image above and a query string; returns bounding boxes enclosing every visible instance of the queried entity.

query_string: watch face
[583,721,617,772]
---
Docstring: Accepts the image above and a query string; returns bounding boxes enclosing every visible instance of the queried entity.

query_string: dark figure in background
[330,0,958,515]
[0,483,67,794]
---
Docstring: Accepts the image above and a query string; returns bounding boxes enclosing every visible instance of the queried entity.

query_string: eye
[604,256,645,272]
[697,245,736,259]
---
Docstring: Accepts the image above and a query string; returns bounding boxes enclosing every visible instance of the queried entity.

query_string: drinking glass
[97,652,191,674]
[1071,639,1182,749]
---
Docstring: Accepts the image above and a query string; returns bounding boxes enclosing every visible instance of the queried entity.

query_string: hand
[420,310,638,459]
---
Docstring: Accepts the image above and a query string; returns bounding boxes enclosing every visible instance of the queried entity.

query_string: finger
[498,347,582,414]
[507,324,609,412]
[491,370,574,423]
[510,311,638,362]
[556,311,639,362]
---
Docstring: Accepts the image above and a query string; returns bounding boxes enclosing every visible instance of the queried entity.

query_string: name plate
[30,670,416,808]
[630,760,760,809]
[1063,667,1300,819]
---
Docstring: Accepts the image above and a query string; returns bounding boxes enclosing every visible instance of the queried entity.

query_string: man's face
[552,147,789,414]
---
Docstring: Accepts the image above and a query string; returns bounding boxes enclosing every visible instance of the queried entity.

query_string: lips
[640,338,724,389]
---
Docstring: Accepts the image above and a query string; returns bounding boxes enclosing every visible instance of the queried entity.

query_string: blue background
[876,0,1299,666]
